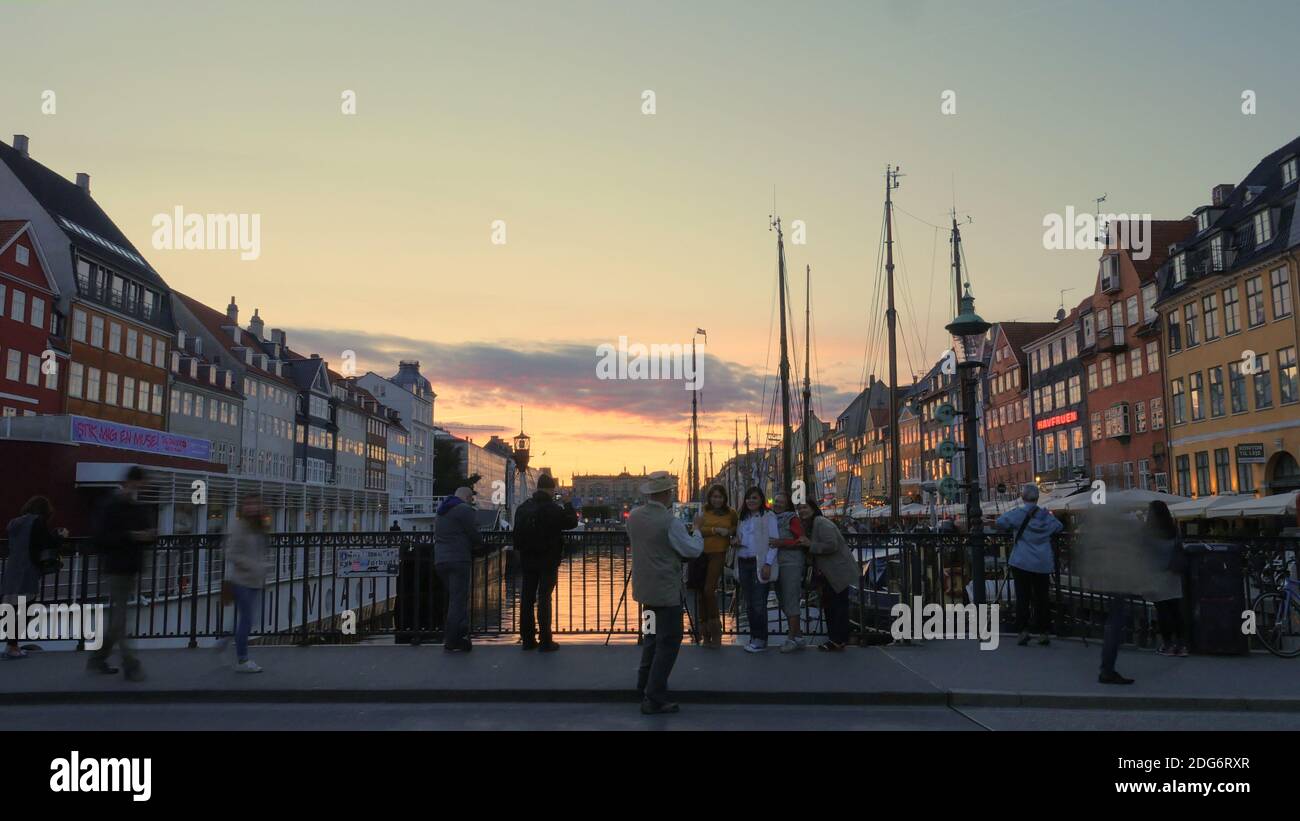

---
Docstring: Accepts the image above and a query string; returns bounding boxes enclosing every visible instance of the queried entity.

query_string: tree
[433,438,480,495]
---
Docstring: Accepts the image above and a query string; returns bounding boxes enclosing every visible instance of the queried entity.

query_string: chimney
[271,328,285,350]
[248,308,264,341]
[12,134,29,157]
[75,172,90,192]
[1211,184,1234,206]
[226,296,238,324]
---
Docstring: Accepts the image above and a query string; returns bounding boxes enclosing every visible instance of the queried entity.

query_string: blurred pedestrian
[221,494,271,673]
[88,466,153,681]
[434,486,484,653]
[628,471,702,714]
[1143,500,1187,658]
[3,496,66,660]
[512,474,578,651]
[797,499,857,651]
[995,483,1063,647]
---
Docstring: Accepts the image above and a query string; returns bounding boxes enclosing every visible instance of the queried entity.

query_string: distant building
[0,221,61,417]
[571,470,678,518]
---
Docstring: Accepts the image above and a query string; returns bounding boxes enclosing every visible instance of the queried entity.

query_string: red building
[1080,219,1194,492]
[983,321,1056,501]
[0,221,63,417]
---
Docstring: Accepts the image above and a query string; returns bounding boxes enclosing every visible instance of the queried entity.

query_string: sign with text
[1035,410,1078,431]
[70,415,212,461]
[337,548,400,578]
[1235,443,1265,464]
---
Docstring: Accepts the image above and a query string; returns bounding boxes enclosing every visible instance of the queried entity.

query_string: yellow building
[1155,138,1300,498]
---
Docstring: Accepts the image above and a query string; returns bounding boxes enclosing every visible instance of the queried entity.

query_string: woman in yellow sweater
[693,484,737,646]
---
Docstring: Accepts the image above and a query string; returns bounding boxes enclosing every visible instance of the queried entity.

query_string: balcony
[1096,325,1126,353]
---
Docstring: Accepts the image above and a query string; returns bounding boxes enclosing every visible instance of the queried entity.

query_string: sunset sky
[3,0,1298,480]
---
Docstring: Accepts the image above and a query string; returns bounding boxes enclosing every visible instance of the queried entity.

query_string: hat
[639,470,676,495]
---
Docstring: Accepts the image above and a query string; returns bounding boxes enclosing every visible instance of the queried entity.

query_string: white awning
[1167,494,1246,520]
[1206,490,1300,519]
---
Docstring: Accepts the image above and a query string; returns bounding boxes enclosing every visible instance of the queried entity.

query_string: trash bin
[394,543,443,644]
[1184,542,1248,655]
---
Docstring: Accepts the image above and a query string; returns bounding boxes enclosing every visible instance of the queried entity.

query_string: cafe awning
[1167,494,1246,520]
[1205,490,1300,519]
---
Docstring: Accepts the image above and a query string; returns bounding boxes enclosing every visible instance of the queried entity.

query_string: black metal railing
[2,531,1295,649]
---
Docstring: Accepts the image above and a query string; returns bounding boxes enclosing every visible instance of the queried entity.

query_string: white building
[357,362,436,530]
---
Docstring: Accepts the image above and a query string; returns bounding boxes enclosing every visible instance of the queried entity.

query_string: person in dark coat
[3,496,67,660]
[88,466,154,680]
[512,474,578,651]
[434,486,484,652]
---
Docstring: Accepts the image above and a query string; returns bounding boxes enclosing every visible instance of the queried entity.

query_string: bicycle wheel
[1252,592,1300,658]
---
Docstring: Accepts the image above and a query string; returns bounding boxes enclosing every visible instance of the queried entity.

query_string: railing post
[187,539,200,648]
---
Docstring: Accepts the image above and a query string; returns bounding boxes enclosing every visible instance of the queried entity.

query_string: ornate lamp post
[511,409,531,524]
[945,285,991,604]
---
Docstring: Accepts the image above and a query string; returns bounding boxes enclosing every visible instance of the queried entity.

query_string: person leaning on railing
[797,499,858,651]
[691,484,736,648]
[434,486,485,653]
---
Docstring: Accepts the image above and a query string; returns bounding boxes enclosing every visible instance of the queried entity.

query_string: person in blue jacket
[995,484,1064,647]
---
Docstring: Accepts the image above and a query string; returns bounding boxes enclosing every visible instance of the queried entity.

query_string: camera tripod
[604,559,698,646]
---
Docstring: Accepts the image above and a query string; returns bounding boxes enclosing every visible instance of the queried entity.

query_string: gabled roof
[0,219,25,250]
[994,321,1058,363]
[172,291,296,387]
[0,219,58,295]
[0,139,162,287]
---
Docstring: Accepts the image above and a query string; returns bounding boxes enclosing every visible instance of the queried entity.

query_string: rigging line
[861,208,888,392]
[895,204,947,231]
[924,224,939,366]
[894,216,928,373]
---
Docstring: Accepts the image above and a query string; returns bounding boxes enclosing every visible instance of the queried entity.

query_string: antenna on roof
[1094,193,1108,248]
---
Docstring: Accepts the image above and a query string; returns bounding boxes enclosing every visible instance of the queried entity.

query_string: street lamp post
[946,285,991,605]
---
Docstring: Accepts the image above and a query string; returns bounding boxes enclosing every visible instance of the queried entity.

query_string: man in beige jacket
[628,471,702,715]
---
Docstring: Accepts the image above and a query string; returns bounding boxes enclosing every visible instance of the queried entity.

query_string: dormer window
[1210,235,1224,271]
[1253,209,1273,245]
[1197,210,1210,233]
[1173,253,1188,285]
[1282,157,1297,187]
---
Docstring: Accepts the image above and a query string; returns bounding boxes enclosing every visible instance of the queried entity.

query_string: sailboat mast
[691,336,700,504]
[802,264,814,495]
[774,216,794,497]
[885,166,902,524]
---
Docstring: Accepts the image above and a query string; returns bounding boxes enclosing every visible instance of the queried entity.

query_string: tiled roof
[0,219,27,250]
[172,291,296,387]
[996,321,1058,360]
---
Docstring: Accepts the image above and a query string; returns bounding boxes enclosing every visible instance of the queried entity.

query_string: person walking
[1142,501,1187,657]
[512,474,578,651]
[88,466,153,681]
[797,499,858,651]
[434,486,484,653]
[222,494,271,673]
[771,492,808,653]
[734,486,778,653]
[995,483,1063,647]
[628,471,702,715]
[3,496,66,660]
[692,484,736,647]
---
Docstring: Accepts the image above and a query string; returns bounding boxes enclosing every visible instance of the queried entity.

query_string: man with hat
[627,470,702,715]
[512,473,578,651]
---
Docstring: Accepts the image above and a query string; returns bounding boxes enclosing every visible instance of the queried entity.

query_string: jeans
[737,558,770,644]
[232,584,260,661]
[776,553,805,635]
[822,580,850,645]
[520,564,558,645]
[436,561,472,647]
[1155,598,1184,646]
[1011,567,1052,634]
[637,605,683,705]
[1101,595,1129,674]
[90,574,138,669]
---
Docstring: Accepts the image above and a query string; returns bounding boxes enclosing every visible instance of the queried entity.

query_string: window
[1280,347,1298,404]
[91,316,103,348]
[1130,347,1143,378]
[15,244,29,266]
[1111,302,1124,335]
[1271,266,1292,319]
[152,384,163,415]
[1238,459,1255,494]
[1184,302,1200,347]
[154,338,165,366]
[1253,210,1272,245]
[1068,374,1081,404]
[1215,449,1231,494]
[1210,235,1224,271]
[9,290,24,322]
[1166,312,1181,352]
[1101,357,1113,387]
[1135,400,1147,433]
[1142,283,1159,323]
[1151,397,1164,430]
[138,380,149,412]
[68,362,83,397]
[1208,366,1224,417]
[1284,157,1299,186]
[105,372,118,406]
[182,392,192,416]
[1246,276,1265,327]
[1202,294,1219,340]
[1229,361,1248,413]
[1087,363,1098,391]
[125,328,138,359]
[1147,341,1159,373]
[43,360,56,389]
[195,395,204,418]
[1195,452,1210,497]
[1223,286,1241,334]
[72,309,87,342]
[1253,353,1272,409]
[1126,295,1138,326]
[1066,334,1078,359]
[109,322,121,354]
[1176,455,1191,497]
[1116,353,1127,383]
[82,365,101,400]
[121,377,135,410]
[25,354,39,386]
[1171,378,1186,424]
[1054,380,1066,408]
[1173,254,1187,286]
[1083,315,1095,347]
[1188,371,1203,421]
[170,390,180,414]
[30,297,44,330]
[140,334,152,366]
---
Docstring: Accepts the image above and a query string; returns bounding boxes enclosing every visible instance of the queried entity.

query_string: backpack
[513,499,542,553]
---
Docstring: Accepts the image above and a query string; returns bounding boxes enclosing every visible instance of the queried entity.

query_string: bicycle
[1251,568,1300,658]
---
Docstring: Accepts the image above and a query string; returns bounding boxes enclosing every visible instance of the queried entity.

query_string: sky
[3,0,1298,480]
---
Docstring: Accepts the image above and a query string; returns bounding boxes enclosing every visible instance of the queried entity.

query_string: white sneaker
[234,659,263,673]
[780,638,804,653]
[743,642,767,654]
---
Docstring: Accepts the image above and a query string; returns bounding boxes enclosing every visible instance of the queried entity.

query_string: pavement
[2,634,1296,715]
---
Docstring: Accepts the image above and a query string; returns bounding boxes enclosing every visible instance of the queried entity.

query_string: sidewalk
[1,636,1295,710]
